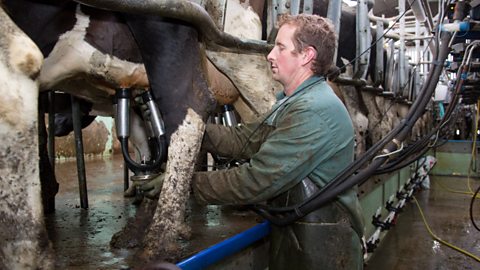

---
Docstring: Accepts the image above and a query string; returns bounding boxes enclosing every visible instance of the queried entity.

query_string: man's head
[267,14,337,94]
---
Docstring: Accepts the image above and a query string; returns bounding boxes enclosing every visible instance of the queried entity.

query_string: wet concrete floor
[366,175,480,270]
[46,155,259,269]
[46,156,480,269]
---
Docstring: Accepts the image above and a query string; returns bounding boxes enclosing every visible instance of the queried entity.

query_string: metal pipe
[116,89,130,138]
[290,0,300,15]
[399,0,407,93]
[221,104,238,127]
[327,0,342,65]
[71,95,89,209]
[142,91,165,137]
[73,0,271,54]
[405,35,433,41]
[176,221,270,270]
[375,20,384,86]
[355,0,371,79]
[303,0,313,15]
[368,9,413,26]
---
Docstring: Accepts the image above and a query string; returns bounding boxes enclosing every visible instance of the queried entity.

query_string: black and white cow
[2,0,278,263]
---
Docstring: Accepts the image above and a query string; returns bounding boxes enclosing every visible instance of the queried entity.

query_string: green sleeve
[193,105,340,204]
[202,120,274,159]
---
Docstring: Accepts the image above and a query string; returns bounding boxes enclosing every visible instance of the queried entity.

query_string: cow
[2,0,279,264]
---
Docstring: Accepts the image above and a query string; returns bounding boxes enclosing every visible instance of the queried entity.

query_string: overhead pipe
[73,0,272,54]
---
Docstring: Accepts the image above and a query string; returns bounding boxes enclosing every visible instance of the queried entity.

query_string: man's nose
[267,50,274,62]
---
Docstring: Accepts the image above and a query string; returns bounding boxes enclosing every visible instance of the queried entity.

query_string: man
[191,14,365,270]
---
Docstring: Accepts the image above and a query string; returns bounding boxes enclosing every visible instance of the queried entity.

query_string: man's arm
[202,120,274,159]
[193,107,340,205]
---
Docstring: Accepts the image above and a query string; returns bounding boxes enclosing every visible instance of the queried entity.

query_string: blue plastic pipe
[176,221,271,270]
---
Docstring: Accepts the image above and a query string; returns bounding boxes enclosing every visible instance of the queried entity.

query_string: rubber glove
[124,173,165,199]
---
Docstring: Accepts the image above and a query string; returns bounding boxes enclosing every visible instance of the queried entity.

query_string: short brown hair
[278,14,337,76]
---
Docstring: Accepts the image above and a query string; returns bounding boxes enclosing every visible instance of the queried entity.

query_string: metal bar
[71,95,89,209]
[405,35,433,41]
[47,91,55,172]
[290,0,300,15]
[385,39,396,93]
[327,0,342,65]
[302,0,313,15]
[375,20,385,86]
[414,20,422,100]
[399,0,407,93]
[355,0,371,79]
[267,0,279,42]
[177,221,270,270]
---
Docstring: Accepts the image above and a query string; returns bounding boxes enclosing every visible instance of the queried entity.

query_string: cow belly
[38,7,148,101]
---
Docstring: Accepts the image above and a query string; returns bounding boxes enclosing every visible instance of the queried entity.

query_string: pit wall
[430,140,480,177]
[358,166,412,248]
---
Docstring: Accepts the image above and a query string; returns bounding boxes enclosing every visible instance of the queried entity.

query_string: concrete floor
[366,175,480,270]
[46,155,260,269]
[46,156,480,269]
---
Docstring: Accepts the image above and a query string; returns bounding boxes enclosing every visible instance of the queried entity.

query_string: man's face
[267,24,303,86]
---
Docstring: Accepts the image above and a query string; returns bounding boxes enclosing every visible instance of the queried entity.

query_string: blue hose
[177,221,271,270]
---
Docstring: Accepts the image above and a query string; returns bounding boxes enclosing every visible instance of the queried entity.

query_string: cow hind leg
[140,109,205,261]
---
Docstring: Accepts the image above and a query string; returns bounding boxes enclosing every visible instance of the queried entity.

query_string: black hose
[120,136,166,174]
[469,184,480,231]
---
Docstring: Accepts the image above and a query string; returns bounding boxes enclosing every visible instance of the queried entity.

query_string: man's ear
[302,46,317,66]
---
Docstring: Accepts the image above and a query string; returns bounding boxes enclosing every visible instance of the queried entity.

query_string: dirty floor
[46,156,480,269]
[46,155,260,269]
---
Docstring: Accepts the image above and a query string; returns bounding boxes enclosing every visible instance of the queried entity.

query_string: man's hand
[124,173,165,199]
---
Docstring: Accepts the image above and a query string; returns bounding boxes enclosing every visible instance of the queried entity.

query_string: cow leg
[0,5,54,268]
[142,109,206,260]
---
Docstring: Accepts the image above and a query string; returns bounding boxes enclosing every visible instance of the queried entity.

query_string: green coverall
[192,76,364,269]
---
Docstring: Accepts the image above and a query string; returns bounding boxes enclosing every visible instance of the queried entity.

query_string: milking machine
[208,104,241,170]
[221,104,238,127]
[115,88,167,197]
